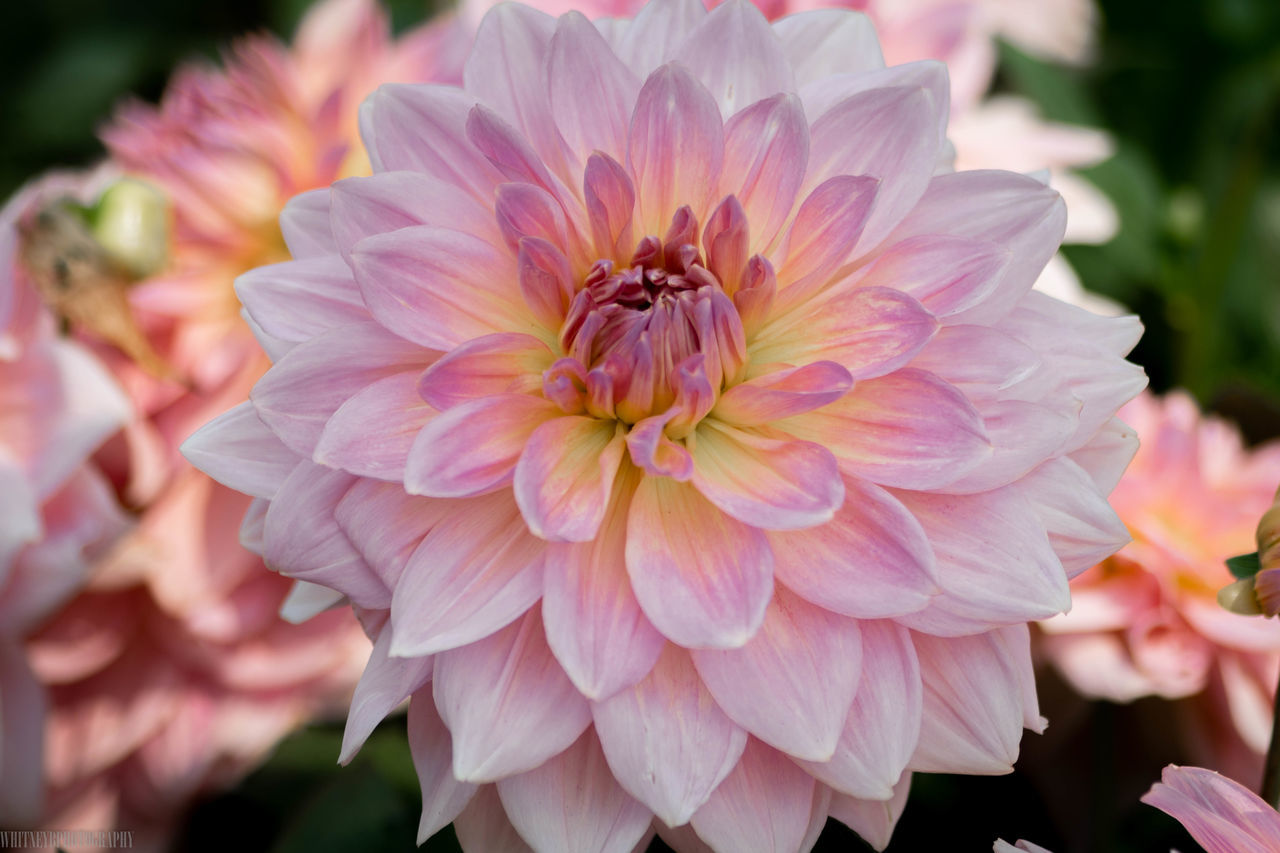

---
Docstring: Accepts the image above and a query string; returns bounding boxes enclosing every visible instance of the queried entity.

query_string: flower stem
[1263,673,1280,809]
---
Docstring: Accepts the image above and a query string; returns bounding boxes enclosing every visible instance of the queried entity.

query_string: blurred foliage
[7,0,1280,851]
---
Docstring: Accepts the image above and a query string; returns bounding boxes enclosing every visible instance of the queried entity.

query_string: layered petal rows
[186,1,1146,849]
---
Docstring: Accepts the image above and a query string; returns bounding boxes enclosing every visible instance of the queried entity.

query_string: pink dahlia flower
[0,174,132,824]
[1142,765,1280,853]
[1038,391,1280,784]
[186,0,1145,848]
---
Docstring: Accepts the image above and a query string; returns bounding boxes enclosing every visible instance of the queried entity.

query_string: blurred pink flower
[1039,391,1280,783]
[0,0,474,842]
[186,0,1145,848]
[1142,764,1280,853]
[0,174,132,825]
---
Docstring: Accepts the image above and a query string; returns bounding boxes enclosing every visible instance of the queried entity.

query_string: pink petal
[769,476,937,619]
[543,470,665,700]
[713,361,852,426]
[1019,457,1130,577]
[518,236,577,330]
[805,83,944,252]
[549,12,642,165]
[250,321,431,457]
[592,644,747,826]
[584,152,638,262]
[692,587,862,761]
[828,772,912,852]
[389,493,546,657]
[624,409,694,481]
[856,235,1011,319]
[908,325,1042,401]
[802,786,834,853]
[417,333,553,411]
[702,195,750,294]
[359,84,502,202]
[350,225,529,351]
[235,256,367,346]
[408,689,480,844]
[433,608,591,782]
[772,175,877,307]
[405,394,559,498]
[334,479,452,589]
[751,287,938,382]
[615,0,708,79]
[690,422,843,531]
[181,401,297,499]
[1141,765,1280,853]
[936,399,1077,494]
[279,579,345,624]
[279,187,336,258]
[782,368,989,491]
[881,170,1066,325]
[463,3,569,178]
[674,0,795,119]
[689,738,816,853]
[330,171,503,261]
[514,416,625,542]
[626,476,773,649]
[340,624,434,763]
[721,94,809,254]
[453,785,533,852]
[771,10,883,87]
[466,105,576,206]
[262,461,388,609]
[894,487,1069,636]
[1068,415,1139,496]
[495,182,571,252]
[797,60,948,137]
[497,730,653,853]
[909,627,1037,774]
[795,621,921,800]
[314,370,436,481]
[629,63,724,233]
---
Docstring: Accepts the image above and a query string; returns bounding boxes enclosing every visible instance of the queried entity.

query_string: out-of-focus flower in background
[185,0,1145,848]
[1142,764,1280,853]
[1038,391,1280,786]
[0,0,471,845]
[0,173,132,826]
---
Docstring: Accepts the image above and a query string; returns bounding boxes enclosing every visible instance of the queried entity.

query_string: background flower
[1142,764,1280,853]
[1038,391,1280,786]
[0,172,131,825]
[186,0,1144,849]
[0,0,471,844]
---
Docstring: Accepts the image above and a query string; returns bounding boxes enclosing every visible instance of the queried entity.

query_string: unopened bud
[1218,577,1264,616]
[91,178,170,279]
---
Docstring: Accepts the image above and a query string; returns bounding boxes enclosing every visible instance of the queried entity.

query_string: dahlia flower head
[0,174,132,825]
[186,0,1145,849]
[1143,765,1280,853]
[1038,391,1280,783]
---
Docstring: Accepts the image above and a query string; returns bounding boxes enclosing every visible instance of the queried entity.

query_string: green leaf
[1227,551,1262,579]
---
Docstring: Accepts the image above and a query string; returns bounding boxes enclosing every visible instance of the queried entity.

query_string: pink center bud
[553,206,749,427]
